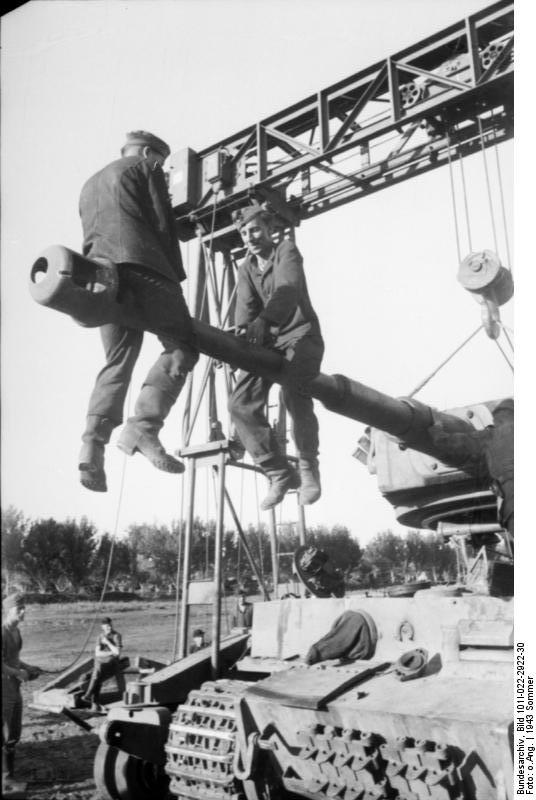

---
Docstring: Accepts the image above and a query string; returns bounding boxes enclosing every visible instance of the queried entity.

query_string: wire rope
[446,130,463,264]
[494,337,514,373]
[499,324,514,352]
[458,149,473,253]
[491,110,512,272]
[477,117,499,255]
[408,325,483,398]
[43,449,129,674]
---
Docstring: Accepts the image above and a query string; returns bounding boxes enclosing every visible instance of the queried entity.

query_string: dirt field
[13,598,246,799]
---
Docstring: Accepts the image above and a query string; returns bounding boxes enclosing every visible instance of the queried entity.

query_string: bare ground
[13,597,244,799]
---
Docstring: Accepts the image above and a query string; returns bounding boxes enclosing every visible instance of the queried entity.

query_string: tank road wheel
[94,742,169,800]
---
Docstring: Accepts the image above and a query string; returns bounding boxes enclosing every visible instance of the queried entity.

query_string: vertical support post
[297,504,307,547]
[211,453,226,678]
[178,458,197,659]
[268,509,279,599]
[386,57,401,123]
[465,16,481,86]
[224,486,270,601]
[256,123,267,181]
[318,89,330,152]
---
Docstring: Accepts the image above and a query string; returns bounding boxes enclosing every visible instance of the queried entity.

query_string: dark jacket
[79,155,185,284]
[235,240,322,349]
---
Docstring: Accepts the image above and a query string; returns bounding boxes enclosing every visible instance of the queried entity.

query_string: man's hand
[27,666,42,680]
[246,317,270,346]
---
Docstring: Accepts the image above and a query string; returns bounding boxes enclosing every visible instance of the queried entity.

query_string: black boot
[79,416,115,492]
[260,457,300,510]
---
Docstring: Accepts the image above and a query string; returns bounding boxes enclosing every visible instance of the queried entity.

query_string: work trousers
[2,680,22,761]
[85,265,199,434]
[229,335,324,465]
[85,658,125,703]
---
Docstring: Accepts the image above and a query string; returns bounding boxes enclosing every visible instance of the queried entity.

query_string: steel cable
[494,337,514,372]
[408,325,483,397]
[458,149,473,253]
[491,110,513,272]
[446,130,463,264]
[477,116,499,255]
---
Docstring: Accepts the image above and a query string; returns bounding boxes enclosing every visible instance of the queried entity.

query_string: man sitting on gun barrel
[229,204,324,510]
[77,130,198,492]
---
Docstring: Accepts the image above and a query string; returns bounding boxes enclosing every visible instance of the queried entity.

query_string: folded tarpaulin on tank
[305,610,375,665]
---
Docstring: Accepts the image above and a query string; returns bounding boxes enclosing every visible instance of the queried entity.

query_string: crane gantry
[168,0,513,248]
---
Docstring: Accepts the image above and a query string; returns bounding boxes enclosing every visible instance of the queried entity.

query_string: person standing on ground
[229,204,324,510]
[2,593,42,793]
[78,130,199,492]
[235,591,254,629]
[82,617,125,712]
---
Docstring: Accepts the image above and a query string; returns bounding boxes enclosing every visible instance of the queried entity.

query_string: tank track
[165,679,251,800]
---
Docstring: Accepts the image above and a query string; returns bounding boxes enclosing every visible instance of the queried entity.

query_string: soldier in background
[235,591,253,629]
[78,130,198,493]
[2,593,42,794]
[189,629,208,653]
[82,617,125,712]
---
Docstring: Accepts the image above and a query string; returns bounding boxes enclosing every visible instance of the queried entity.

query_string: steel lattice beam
[169,0,513,246]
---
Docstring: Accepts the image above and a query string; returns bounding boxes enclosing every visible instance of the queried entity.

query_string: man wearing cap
[2,594,41,791]
[77,130,199,492]
[229,205,324,509]
[81,617,124,712]
[189,629,208,653]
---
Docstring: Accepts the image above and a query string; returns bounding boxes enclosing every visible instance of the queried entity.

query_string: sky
[0,0,523,556]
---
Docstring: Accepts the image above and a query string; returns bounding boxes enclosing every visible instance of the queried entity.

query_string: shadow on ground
[18,732,99,799]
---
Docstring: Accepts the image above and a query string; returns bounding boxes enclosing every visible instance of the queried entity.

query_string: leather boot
[298,457,321,505]
[117,377,186,473]
[260,457,300,510]
[79,416,115,492]
[117,428,185,473]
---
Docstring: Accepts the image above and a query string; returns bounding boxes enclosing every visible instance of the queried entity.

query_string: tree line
[1,505,457,598]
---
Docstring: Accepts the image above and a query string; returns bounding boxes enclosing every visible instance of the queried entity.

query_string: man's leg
[229,372,299,509]
[82,662,107,710]
[2,687,23,789]
[281,336,324,505]
[117,341,198,472]
[112,659,126,697]
[116,268,199,472]
[80,322,143,491]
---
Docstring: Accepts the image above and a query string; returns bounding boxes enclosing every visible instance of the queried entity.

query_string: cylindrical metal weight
[457,250,514,306]
[29,245,119,327]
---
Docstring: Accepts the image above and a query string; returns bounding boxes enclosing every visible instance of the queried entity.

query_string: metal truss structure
[169,0,514,661]
[169,0,513,247]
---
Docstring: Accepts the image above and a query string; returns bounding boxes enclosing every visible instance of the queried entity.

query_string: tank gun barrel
[195,319,482,470]
[29,246,485,474]
[196,319,419,434]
